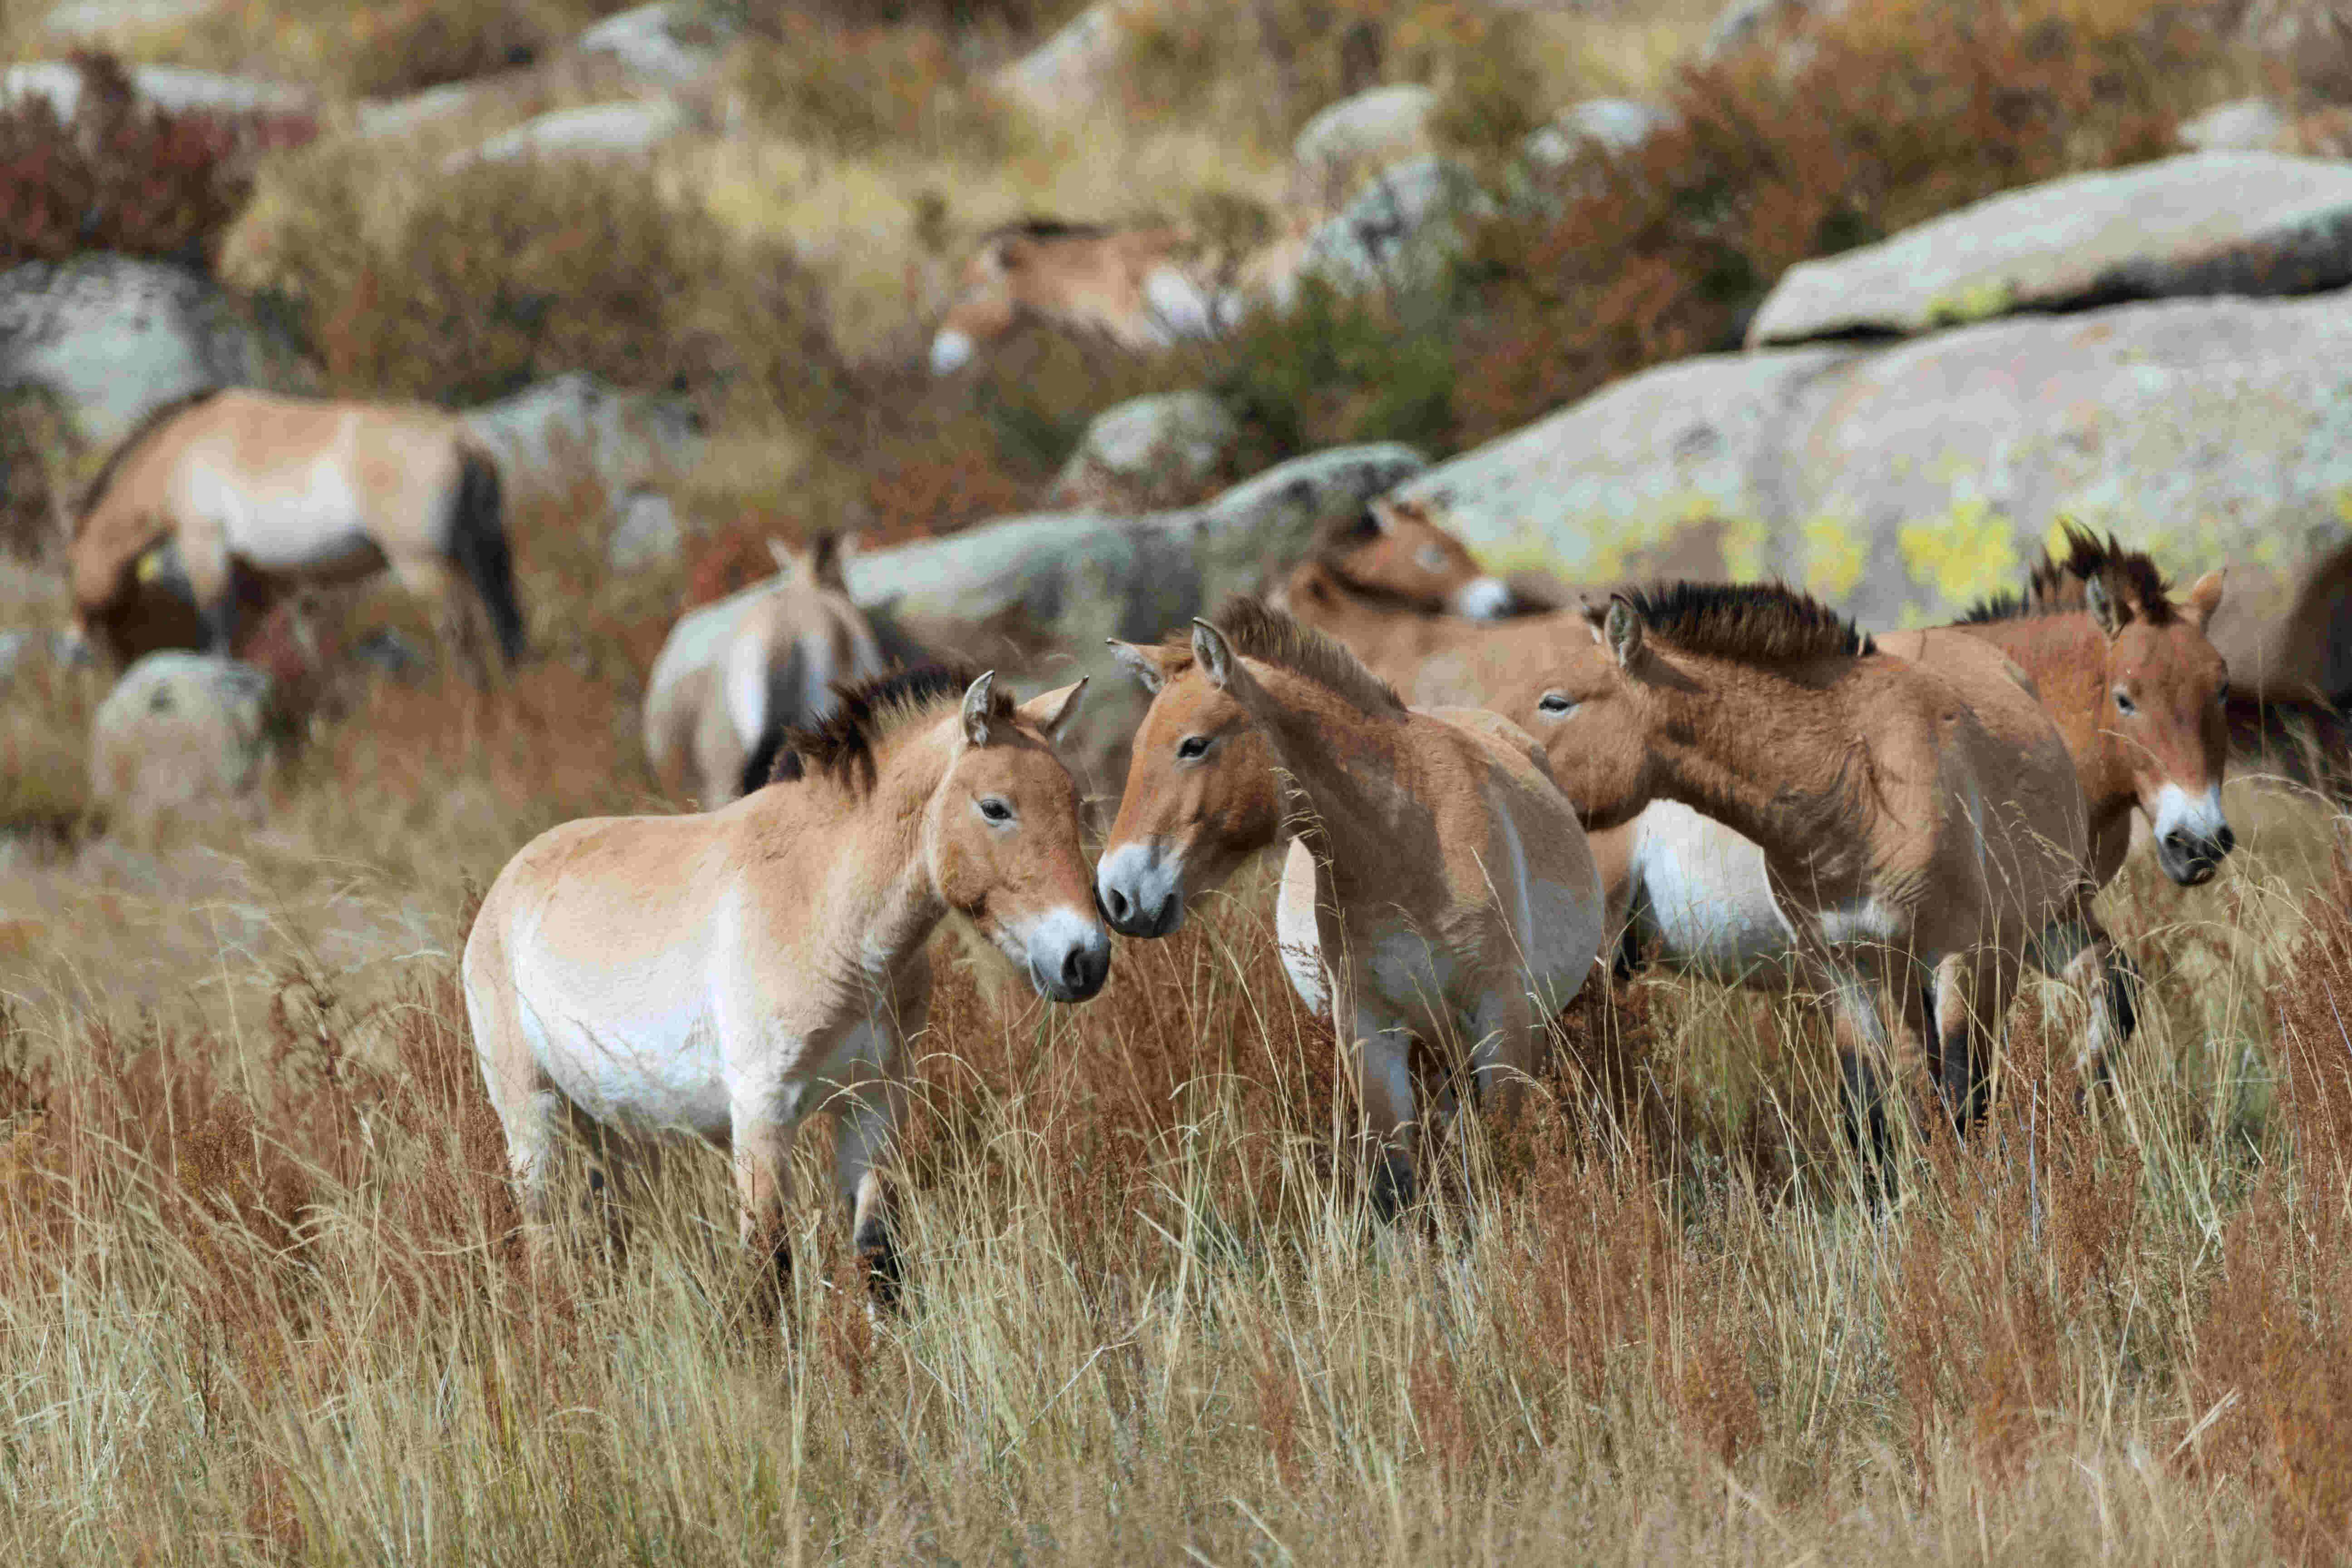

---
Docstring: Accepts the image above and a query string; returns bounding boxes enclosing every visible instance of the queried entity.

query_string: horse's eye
[1537,691,1576,717]
[1176,735,1211,761]
[977,798,1013,823]
[1417,545,1447,572]
[2113,687,2137,715]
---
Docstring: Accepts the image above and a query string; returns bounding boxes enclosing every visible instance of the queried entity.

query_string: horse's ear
[2084,573,2128,640]
[1190,618,1236,691]
[960,670,998,748]
[766,536,803,577]
[1018,678,1087,743]
[808,531,846,590]
[1105,639,1170,695]
[1366,497,1397,535]
[1602,596,1645,669]
[2184,568,2225,632]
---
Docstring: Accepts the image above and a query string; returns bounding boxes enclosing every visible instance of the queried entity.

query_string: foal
[466,667,1109,1300]
[1524,584,2088,1137]
[1100,602,1604,1216]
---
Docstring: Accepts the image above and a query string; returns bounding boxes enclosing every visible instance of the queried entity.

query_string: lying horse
[1522,583,2087,1138]
[465,667,1107,1301]
[67,388,525,671]
[1272,496,1520,622]
[1101,602,1603,1217]
[641,533,885,806]
[928,218,1225,375]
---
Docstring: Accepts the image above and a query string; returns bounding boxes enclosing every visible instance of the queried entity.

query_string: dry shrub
[1448,0,2222,446]
[726,12,1009,157]
[256,154,842,412]
[177,0,630,99]
[0,52,314,270]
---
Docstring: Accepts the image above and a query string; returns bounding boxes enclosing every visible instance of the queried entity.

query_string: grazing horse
[67,388,525,671]
[1271,496,1520,622]
[928,218,1223,375]
[1518,583,2088,1140]
[465,666,1108,1301]
[641,533,886,806]
[1099,601,1604,1217]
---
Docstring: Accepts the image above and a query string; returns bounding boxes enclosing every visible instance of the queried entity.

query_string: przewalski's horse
[1518,583,2088,1141]
[67,388,525,671]
[641,533,886,806]
[928,218,1223,375]
[1271,496,1520,622]
[1099,602,1604,1217]
[465,667,1107,1303]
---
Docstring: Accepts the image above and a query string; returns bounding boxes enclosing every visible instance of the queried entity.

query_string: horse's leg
[2031,905,2138,1098]
[828,1040,911,1308]
[1931,948,2019,1135]
[1812,951,1899,1171]
[1343,980,1420,1222]
[393,554,488,685]
[1467,980,1535,1125]
[728,1086,805,1313]
[176,520,239,655]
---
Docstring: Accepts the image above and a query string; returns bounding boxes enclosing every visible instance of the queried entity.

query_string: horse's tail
[448,442,526,666]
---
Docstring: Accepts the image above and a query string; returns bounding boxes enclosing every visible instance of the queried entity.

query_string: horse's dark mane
[74,386,224,531]
[984,216,1112,244]
[1621,580,1875,662]
[754,663,1004,795]
[1177,596,1404,715]
[1959,522,2177,627]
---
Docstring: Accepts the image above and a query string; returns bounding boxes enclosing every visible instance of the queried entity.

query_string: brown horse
[1518,583,2088,1140]
[1272,495,1520,622]
[466,666,1106,1302]
[641,533,885,806]
[928,218,1222,375]
[67,388,524,670]
[1100,602,1603,1216]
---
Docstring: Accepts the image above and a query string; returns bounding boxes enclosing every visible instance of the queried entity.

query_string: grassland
[2,465,2352,1564]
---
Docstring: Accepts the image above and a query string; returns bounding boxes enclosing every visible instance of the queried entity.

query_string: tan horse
[1099,602,1604,1216]
[1517,583,2087,1139]
[641,533,886,806]
[928,218,1223,375]
[67,388,524,669]
[465,666,1107,1301]
[1272,496,1520,622]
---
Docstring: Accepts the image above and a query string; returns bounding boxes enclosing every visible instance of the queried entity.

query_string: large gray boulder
[1396,288,2352,698]
[43,0,218,38]
[1291,84,1437,206]
[1302,158,1485,291]
[458,98,689,167]
[461,372,702,505]
[1046,391,1239,511]
[1522,97,1675,168]
[1749,152,2352,347]
[0,256,286,450]
[574,3,730,84]
[0,60,309,119]
[993,0,1159,116]
[655,444,1425,776]
[2177,98,2291,154]
[89,653,279,832]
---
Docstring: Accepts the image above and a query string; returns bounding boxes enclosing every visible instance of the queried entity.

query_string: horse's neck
[1242,666,1419,896]
[770,738,949,982]
[1645,657,1881,901]
[1960,613,2130,825]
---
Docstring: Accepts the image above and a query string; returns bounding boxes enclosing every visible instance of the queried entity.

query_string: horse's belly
[234,516,387,579]
[514,965,734,1143]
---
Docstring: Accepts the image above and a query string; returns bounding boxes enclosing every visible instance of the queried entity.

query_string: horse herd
[54,390,2244,1308]
[483,502,2236,1304]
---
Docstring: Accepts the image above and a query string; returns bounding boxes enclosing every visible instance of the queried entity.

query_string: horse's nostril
[2218,824,2237,856]
[1102,886,1131,926]
[1060,944,1106,996]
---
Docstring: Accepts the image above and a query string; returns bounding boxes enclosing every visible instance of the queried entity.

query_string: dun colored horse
[465,667,1107,1301]
[1272,496,1520,622]
[67,388,525,670]
[1099,602,1603,1216]
[928,218,1224,375]
[641,533,885,806]
[1521,583,2087,1138]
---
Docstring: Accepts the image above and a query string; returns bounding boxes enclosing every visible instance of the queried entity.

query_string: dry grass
[2,458,2351,1560]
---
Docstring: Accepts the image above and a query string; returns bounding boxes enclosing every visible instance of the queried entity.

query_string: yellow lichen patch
[1801,514,1869,603]
[1897,497,2019,609]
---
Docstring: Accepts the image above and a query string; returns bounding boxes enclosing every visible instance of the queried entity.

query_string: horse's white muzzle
[928,329,976,376]
[1016,904,1112,1002]
[1452,576,1514,621]
[1096,840,1186,939]
[2151,783,2234,887]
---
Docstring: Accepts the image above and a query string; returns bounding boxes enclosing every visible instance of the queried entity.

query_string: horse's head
[1311,497,1515,619]
[2090,566,2234,885]
[930,221,1094,376]
[1492,598,1663,831]
[1095,637,1284,937]
[930,672,1110,1002]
